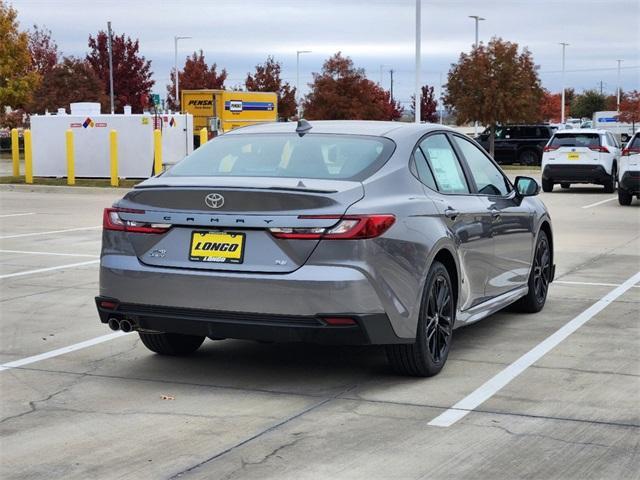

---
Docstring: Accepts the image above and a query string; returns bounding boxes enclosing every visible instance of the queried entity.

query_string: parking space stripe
[428,270,640,428]
[0,260,99,279]
[0,249,99,258]
[582,197,616,209]
[555,280,640,288]
[0,332,130,372]
[0,213,36,218]
[0,226,101,239]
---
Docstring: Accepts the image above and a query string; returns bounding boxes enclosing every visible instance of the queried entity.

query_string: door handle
[444,208,459,220]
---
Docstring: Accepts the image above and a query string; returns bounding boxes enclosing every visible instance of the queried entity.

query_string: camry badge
[205,193,225,209]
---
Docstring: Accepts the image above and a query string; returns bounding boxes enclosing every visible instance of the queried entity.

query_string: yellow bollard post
[24,129,33,184]
[110,129,119,187]
[65,129,75,185]
[153,129,162,175]
[11,128,20,176]
[199,127,208,148]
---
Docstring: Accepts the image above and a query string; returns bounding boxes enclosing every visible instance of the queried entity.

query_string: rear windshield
[166,133,395,180]
[550,133,601,148]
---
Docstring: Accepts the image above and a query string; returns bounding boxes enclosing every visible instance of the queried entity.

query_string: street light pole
[560,42,569,124]
[107,22,114,114]
[616,59,623,112]
[415,0,421,123]
[469,16,485,135]
[174,36,191,112]
[296,50,311,118]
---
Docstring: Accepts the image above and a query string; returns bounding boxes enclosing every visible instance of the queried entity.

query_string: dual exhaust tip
[108,317,135,333]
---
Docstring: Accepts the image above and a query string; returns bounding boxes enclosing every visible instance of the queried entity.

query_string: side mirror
[515,176,540,197]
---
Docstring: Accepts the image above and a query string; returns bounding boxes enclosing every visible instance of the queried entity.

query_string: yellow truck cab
[181,89,278,144]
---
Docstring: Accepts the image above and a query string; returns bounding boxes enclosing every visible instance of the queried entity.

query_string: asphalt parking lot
[1,178,639,480]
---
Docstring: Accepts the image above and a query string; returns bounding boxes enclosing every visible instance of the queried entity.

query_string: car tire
[139,332,205,355]
[560,183,571,189]
[518,149,539,166]
[604,167,617,193]
[542,178,553,192]
[513,230,551,313]
[385,261,454,377]
[618,188,633,205]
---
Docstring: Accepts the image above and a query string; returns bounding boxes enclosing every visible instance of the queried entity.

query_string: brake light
[269,214,395,240]
[103,208,171,234]
[622,147,640,156]
[589,146,609,153]
[543,145,559,152]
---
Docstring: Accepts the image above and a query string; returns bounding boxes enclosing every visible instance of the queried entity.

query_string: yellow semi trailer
[181,89,278,143]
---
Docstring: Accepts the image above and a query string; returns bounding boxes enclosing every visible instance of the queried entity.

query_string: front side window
[419,134,469,194]
[166,133,395,180]
[453,136,510,196]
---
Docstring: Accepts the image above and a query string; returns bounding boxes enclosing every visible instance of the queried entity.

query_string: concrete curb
[0,183,133,195]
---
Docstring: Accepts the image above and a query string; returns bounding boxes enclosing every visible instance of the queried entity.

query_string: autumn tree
[29,57,106,113]
[539,90,569,122]
[86,30,154,113]
[246,56,296,119]
[410,84,438,123]
[302,52,402,121]
[570,90,606,119]
[619,90,640,130]
[443,38,543,156]
[166,50,227,110]
[0,1,39,112]
[29,24,58,76]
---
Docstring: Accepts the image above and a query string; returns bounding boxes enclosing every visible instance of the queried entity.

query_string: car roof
[553,128,606,135]
[224,120,453,139]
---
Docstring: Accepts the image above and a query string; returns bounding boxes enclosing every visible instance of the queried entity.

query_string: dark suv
[475,125,556,165]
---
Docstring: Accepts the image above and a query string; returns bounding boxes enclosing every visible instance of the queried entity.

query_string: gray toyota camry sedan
[96,120,554,376]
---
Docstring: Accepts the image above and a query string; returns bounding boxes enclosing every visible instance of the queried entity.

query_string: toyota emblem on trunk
[205,193,225,209]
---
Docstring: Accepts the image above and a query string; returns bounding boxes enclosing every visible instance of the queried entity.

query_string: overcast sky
[11,0,640,108]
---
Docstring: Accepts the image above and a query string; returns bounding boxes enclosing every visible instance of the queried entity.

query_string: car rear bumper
[97,255,411,345]
[542,164,610,184]
[619,171,640,193]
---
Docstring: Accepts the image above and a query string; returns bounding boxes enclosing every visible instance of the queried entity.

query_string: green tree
[302,52,402,121]
[246,56,296,119]
[570,90,606,119]
[443,37,543,156]
[0,1,39,111]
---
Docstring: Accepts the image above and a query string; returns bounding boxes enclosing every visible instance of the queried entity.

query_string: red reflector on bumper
[100,301,118,309]
[324,317,357,326]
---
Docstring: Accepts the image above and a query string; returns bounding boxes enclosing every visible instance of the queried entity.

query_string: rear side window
[419,134,469,194]
[550,133,600,148]
[630,135,640,149]
[166,133,395,181]
[413,149,437,190]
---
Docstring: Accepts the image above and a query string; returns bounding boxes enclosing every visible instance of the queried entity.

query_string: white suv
[541,129,621,192]
[618,131,640,205]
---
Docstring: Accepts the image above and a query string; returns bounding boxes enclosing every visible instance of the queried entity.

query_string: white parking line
[555,280,640,288]
[0,260,99,279]
[0,249,99,258]
[0,332,130,372]
[0,226,101,239]
[428,271,640,428]
[582,197,616,209]
[0,212,36,218]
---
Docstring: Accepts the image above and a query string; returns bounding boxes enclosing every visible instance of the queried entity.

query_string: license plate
[189,231,245,263]
[567,152,580,160]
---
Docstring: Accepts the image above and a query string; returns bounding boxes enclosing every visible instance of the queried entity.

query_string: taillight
[269,214,395,240]
[543,145,559,152]
[103,208,170,234]
[589,146,609,153]
[622,147,640,156]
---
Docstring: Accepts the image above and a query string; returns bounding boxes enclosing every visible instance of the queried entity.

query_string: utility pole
[107,22,114,114]
[469,16,485,135]
[415,0,421,123]
[389,69,394,102]
[560,42,569,124]
[174,36,191,111]
[616,59,623,112]
[439,71,443,124]
[296,50,312,118]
